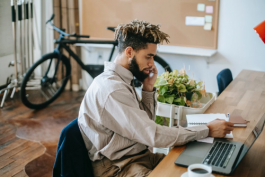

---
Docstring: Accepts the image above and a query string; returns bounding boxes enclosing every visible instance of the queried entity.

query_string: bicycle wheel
[20,53,71,109]
[154,55,172,73]
[134,55,172,87]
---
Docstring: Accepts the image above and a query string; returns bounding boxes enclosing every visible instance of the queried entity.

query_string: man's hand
[142,65,158,92]
[206,119,234,138]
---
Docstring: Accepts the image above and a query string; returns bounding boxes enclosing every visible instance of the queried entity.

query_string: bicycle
[20,14,172,109]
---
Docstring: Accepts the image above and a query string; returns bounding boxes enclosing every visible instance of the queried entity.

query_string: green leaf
[154,78,160,87]
[208,92,213,99]
[175,84,181,88]
[179,98,186,106]
[186,84,195,90]
[184,74,189,79]
[165,117,170,126]
[172,70,178,76]
[155,79,168,87]
[155,116,164,125]
[179,88,187,93]
[196,91,202,100]
[157,95,165,103]
[165,95,175,104]
[168,87,175,92]
[159,86,168,95]
[197,81,203,86]
[179,84,186,90]
[174,98,181,102]
[155,116,170,126]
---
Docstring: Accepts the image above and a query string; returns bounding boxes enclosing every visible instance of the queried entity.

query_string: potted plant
[154,68,212,126]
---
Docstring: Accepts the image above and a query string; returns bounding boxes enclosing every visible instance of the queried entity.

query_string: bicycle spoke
[47,84,57,95]
[49,83,57,93]
[39,89,49,100]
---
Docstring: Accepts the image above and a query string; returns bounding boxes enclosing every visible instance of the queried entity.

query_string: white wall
[80,0,265,93]
[0,0,53,86]
[0,0,16,85]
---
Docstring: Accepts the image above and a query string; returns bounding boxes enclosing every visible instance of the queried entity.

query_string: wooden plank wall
[53,0,81,91]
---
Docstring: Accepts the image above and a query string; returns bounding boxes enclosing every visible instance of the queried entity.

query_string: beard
[128,56,149,82]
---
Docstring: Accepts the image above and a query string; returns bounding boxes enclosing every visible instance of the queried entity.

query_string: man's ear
[125,47,134,59]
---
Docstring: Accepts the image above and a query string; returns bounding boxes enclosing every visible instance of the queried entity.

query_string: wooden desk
[149,70,265,177]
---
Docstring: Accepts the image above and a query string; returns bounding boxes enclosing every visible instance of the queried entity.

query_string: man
[78,20,234,177]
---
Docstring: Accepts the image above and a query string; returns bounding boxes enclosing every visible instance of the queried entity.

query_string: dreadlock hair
[114,19,170,53]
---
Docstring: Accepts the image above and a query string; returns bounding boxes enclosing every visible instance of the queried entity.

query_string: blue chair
[53,118,94,177]
[217,68,233,95]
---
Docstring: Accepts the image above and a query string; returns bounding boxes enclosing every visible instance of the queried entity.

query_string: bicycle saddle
[107,27,116,32]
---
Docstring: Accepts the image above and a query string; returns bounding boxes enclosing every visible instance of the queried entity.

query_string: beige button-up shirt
[78,62,209,161]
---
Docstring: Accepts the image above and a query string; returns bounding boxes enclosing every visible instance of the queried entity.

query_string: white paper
[187,114,233,139]
[187,114,227,125]
[205,15,213,23]
[197,3,205,11]
[225,131,233,138]
[185,16,205,26]
[206,6,214,13]
[198,132,233,144]
[204,23,212,30]
[198,137,214,144]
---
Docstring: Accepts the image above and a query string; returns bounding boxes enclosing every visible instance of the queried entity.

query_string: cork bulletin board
[81,0,219,49]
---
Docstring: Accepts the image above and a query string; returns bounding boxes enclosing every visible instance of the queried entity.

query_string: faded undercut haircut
[114,19,170,53]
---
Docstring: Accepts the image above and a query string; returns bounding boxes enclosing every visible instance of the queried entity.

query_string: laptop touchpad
[183,141,212,158]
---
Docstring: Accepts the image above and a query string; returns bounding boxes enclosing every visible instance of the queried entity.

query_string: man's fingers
[224,126,234,131]
[226,121,235,127]
[216,118,225,122]
[152,65,158,74]
[225,130,231,135]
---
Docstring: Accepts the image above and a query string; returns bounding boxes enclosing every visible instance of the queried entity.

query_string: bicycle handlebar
[46,14,90,38]
[46,14,55,24]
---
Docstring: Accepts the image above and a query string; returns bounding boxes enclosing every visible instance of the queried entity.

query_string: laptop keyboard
[202,141,236,168]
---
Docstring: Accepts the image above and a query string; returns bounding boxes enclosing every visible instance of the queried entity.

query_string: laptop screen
[234,114,265,168]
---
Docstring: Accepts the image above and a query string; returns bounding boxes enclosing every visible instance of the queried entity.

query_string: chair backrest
[53,118,94,177]
[217,68,233,95]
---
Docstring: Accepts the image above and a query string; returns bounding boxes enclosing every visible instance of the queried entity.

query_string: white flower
[188,79,195,86]
[179,69,186,76]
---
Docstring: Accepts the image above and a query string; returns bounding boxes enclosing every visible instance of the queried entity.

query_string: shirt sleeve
[140,88,157,121]
[100,88,209,148]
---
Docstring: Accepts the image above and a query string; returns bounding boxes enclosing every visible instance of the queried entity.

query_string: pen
[227,113,230,122]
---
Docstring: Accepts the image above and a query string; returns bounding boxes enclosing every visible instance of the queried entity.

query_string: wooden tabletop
[149,70,265,177]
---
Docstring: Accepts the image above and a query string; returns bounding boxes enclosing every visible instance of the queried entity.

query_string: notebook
[229,115,249,127]
[186,114,233,139]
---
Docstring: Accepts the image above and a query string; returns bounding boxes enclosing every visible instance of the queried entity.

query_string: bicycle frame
[54,33,118,78]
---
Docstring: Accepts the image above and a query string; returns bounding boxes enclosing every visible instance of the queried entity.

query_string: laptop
[175,113,265,175]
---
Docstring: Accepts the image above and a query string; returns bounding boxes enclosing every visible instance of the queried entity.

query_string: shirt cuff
[186,125,209,140]
[141,87,156,102]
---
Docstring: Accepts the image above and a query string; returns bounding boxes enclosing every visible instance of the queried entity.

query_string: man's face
[128,43,157,82]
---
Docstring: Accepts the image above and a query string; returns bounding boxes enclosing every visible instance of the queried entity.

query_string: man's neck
[114,54,129,70]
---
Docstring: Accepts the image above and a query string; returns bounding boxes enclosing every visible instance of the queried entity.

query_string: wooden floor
[0,90,85,177]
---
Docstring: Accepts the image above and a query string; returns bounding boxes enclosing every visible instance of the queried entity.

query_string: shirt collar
[104,62,134,84]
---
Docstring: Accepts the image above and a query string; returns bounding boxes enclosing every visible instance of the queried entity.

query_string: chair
[217,68,233,95]
[53,118,94,177]
[153,104,183,155]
